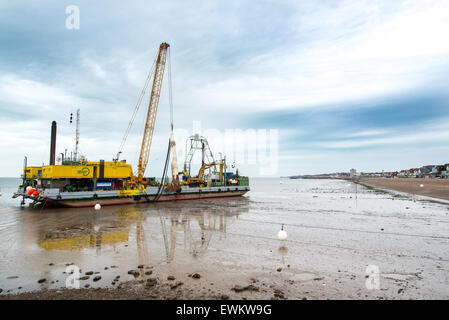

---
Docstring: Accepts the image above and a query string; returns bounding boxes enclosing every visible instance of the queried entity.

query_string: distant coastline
[288,175,449,202]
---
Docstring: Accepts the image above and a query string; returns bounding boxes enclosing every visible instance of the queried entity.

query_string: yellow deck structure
[24,160,133,180]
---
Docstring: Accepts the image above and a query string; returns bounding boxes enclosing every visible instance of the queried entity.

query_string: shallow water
[0,177,448,298]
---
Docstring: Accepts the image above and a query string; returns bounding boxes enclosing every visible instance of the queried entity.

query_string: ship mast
[74,108,80,161]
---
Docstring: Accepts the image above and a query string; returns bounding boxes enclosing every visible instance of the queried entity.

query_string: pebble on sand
[232,285,245,292]
[38,278,46,284]
[146,278,157,287]
[247,285,259,291]
[192,273,201,279]
[273,289,285,299]
[127,270,140,278]
[167,276,176,281]
[170,281,183,289]
[93,276,102,282]
[128,269,139,274]
[232,284,260,293]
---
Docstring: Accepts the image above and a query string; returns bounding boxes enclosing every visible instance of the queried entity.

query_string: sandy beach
[357,178,449,201]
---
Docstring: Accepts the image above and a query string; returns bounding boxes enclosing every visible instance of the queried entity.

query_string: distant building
[443,164,449,178]
[422,165,435,175]
[349,169,356,178]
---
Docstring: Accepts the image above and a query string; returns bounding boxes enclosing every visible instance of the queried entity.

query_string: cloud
[82,57,107,79]
[185,0,449,112]
[343,130,390,138]
[0,74,80,111]
[314,118,449,149]
[1,1,449,176]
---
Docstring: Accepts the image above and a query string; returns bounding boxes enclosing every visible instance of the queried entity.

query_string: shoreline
[352,178,449,202]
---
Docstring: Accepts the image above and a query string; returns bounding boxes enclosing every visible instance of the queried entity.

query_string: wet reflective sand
[0,177,448,299]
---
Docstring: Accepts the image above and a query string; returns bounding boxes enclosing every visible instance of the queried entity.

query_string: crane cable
[149,139,171,202]
[115,53,158,161]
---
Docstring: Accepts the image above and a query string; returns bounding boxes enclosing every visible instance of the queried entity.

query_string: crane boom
[137,42,170,181]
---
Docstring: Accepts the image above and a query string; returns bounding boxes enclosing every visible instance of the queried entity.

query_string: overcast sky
[1,0,449,177]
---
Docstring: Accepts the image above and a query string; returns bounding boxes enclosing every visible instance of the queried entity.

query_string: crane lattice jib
[137,42,170,179]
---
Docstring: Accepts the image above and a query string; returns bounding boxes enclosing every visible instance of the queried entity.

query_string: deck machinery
[13,42,249,208]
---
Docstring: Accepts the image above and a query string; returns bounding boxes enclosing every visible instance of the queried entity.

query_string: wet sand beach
[0,177,448,300]
[358,178,449,201]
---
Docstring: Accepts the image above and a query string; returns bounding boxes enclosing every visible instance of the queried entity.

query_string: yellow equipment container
[23,166,42,179]
[35,160,133,179]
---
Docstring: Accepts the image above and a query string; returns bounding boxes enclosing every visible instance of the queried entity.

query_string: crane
[137,42,170,184]
[180,161,223,187]
[115,42,171,186]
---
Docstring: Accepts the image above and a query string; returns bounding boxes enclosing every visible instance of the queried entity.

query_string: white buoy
[420,184,424,188]
[94,203,101,210]
[277,224,287,241]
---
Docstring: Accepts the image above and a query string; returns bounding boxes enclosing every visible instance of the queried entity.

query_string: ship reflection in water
[34,197,249,265]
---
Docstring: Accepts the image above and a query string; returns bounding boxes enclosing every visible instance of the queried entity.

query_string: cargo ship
[13,42,249,208]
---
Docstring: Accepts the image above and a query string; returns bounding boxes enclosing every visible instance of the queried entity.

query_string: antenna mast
[74,108,80,161]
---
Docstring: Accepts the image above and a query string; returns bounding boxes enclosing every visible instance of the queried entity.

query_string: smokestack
[50,121,57,165]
